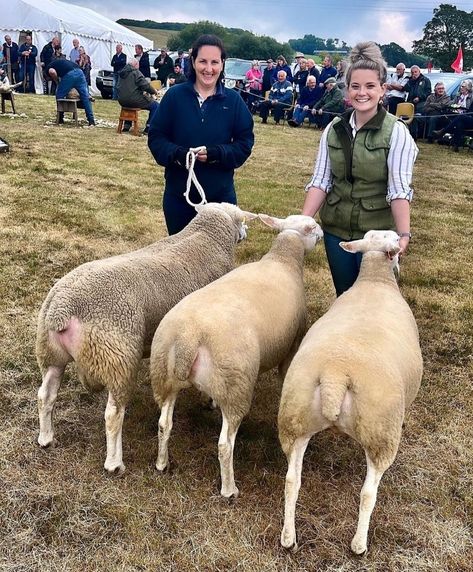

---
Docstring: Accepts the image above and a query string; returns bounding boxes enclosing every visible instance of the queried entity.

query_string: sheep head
[195,202,257,242]
[257,214,324,252]
[339,230,401,274]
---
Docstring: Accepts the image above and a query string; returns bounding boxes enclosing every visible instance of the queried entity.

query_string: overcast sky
[65,0,473,51]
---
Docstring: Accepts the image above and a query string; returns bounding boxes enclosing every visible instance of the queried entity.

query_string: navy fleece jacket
[148,81,254,201]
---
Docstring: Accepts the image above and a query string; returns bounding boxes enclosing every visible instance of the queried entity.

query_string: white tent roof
[1,0,153,48]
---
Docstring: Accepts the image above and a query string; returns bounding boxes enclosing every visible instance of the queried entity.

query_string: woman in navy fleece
[148,34,255,234]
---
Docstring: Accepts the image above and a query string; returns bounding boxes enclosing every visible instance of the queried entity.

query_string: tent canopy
[1,0,153,94]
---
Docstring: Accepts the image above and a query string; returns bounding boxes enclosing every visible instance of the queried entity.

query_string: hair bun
[349,41,382,64]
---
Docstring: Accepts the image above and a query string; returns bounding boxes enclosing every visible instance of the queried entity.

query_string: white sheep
[36,202,256,475]
[149,214,324,498]
[279,230,423,554]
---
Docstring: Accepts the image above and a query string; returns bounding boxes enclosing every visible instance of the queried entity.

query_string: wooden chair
[56,99,78,126]
[1,92,16,114]
[395,102,415,126]
[117,107,140,136]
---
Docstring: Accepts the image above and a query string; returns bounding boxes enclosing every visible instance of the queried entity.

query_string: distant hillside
[117,19,187,31]
[125,26,178,50]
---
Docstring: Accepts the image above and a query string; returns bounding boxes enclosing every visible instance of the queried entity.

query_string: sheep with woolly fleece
[149,214,324,498]
[279,229,423,554]
[36,202,256,475]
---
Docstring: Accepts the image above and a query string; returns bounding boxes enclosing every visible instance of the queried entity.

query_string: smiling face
[193,44,223,93]
[348,68,385,117]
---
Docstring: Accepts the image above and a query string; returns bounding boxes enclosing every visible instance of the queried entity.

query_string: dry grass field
[126,26,178,50]
[0,94,472,572]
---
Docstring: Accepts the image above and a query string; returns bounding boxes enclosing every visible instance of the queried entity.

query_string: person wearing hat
[154,47,174,85]
[262,59,275,93]
[174,49,190,77]
[291,51,305,76]
[310,76,344,128]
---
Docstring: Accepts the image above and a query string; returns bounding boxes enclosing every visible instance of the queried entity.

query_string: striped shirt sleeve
[305,122,333,193]
[386,121,418,203]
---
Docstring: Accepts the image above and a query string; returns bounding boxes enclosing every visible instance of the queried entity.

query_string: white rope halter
[183,146,208,209]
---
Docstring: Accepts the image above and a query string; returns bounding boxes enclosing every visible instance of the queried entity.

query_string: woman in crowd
[148,34,254,235]
[77,46,92,89]
[302,41,418,296]
[244,60,262,113]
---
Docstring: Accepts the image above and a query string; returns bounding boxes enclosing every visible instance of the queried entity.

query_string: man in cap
[311,76,344,128]
[153,47,174,85]
[262,59,276,94]
[291,51,305,76]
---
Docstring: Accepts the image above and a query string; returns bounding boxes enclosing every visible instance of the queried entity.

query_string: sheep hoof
[104,463,125,477]
[350,536,367,555]
[281,531,298,552]
[38,436,56,449]
[221,488,239,503]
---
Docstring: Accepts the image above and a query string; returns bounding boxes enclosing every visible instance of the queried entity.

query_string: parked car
[425,72,473,97]
[96,50,179,98]
[223,58,253,91]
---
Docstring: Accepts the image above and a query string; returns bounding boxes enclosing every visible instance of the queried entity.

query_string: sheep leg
[104,392,126,475]
[281,435,311,551]
[218,411,241,498]
[350,452,385,554]
[37,365,64,448]
[156,392,178,472]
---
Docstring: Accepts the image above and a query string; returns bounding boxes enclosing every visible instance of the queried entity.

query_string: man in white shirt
[69,38,80,64]
[385,63,408,114]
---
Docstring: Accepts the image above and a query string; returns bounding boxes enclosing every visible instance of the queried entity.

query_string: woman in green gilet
[302,41,418,296]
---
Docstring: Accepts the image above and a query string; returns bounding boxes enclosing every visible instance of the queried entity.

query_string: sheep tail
[172,333,201,382]
[319,371,350,422]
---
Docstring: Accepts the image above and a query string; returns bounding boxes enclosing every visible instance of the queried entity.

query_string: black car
[96,69,114,99]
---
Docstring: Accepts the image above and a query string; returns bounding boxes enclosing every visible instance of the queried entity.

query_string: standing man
[111,43,126,100]
[174,49,189,77]
[48,59,95,126]
[134,44,150,79]
[18,35,38,93]
[385,63,408,114]
[40,36,60,94]
[318,55,337,89]
[2,35,19,83]
[153,47,174,85]
[69,38,80,63]
[261,59,275,94]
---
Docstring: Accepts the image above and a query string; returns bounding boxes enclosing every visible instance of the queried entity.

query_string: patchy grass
[0,94,472,572]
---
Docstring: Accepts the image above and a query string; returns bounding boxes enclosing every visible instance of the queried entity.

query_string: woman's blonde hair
[461,79,473,92]
[346,41,387,85]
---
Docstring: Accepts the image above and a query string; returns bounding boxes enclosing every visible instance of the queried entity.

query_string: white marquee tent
[0,0,153,94]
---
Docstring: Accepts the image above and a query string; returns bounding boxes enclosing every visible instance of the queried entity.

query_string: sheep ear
[257,214,284,230]
[242,210,258,221]
[339,239,364,253]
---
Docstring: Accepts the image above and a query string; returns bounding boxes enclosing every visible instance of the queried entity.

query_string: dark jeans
[323,231,363,296]
[18,65,36,93]
[259,100,288,122]
[163,185,237,235]
[446,113,473,147]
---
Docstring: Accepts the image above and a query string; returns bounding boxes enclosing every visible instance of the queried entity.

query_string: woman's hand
[196,148,208,162]
[398,235,410,258]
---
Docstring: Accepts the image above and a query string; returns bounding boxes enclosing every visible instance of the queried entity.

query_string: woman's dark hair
[189,34,226,83]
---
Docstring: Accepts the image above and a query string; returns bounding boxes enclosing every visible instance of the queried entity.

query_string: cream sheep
[279,230,423,554]
[36,202,256,475]
[149,214,323,498]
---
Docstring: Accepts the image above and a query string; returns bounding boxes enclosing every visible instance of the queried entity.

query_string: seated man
[288,76,321,127]
[259,70,293,124]
[418,82,451,143]
[48,58,95,126]
[167,63,187,87]
[118,58,158,134]
[385,63,408,115]
[311,77,344,128]
[403,65,431,114]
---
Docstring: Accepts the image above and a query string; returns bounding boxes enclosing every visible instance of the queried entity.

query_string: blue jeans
[323,231,363,296]
[292,106,312,125]
[56,68,94,124]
